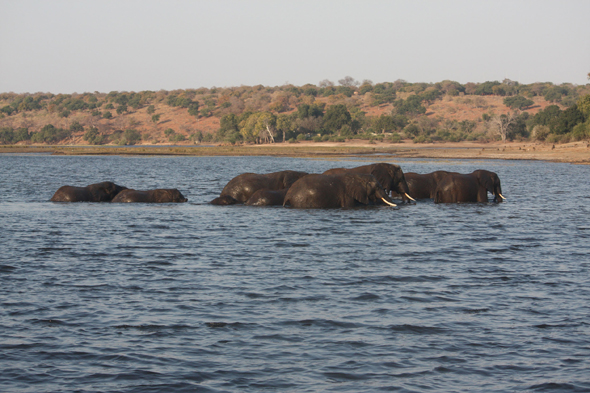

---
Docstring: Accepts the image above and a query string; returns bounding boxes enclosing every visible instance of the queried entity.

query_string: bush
[296,133,307,141]
[571,122,590,141]
[321,135,331,142]
[170,134,185,142]
[103,111,113,119]
[312,135,322,142]
[122,129,141,145]
[83,126,105,145]
[388,133,402,143]
[288,138,298,143]
[531,125,550,141]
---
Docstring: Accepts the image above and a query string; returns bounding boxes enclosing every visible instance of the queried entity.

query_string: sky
[1,0,589,94]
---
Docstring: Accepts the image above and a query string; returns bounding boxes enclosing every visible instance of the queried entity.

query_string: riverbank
[1,140,589,164]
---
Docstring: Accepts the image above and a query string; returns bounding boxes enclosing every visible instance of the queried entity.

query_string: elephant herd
[49,162,505,207]
[50,182,187,203]
[210,163,505,208]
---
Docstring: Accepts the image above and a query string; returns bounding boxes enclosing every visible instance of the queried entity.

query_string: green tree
[103,111,113,119]
[83,126,105,145]
[122,129,141,145]
[69,121,84,132]
[116,104,127,115]
[503,95,534,110]
[151,114,161,123]
[577,95,590,119]
[147,105,155,114]
[322,104,351,134]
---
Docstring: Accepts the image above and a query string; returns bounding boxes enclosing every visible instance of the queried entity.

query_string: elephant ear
[370,165,391,193]
[474,170,494,193]
[345,175,370,204]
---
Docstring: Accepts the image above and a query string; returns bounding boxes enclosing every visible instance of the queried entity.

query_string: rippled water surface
[1,154,589,392]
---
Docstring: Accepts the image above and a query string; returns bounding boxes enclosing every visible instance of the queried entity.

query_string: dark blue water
[1,154,589,392]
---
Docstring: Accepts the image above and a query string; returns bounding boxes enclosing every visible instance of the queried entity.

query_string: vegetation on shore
[1,77,590,147]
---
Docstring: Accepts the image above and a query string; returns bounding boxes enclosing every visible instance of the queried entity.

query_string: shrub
[288,138,298,143]
[122,129,141,145]
[296,133,307,141]
[103,111,113,119]
[83,126,105,145]
[312,135,322,142]
[531,125,550,141]
[388,133,402,143]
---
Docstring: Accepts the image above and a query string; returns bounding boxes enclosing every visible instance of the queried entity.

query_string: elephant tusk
[499,193,507,200]
[404,193,416,202]
[381,197,397,207]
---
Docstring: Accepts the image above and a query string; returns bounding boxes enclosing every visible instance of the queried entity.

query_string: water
[1,154,589,392]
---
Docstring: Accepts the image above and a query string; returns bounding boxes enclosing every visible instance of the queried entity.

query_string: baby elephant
[112,188,188,203]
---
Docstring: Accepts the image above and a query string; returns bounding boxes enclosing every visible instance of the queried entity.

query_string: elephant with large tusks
[323,163,414,203]
[210,170,308,205]
[283,173,398,208]
[50,181,127,202]
[434,170,506,203]
[111,188,188,203]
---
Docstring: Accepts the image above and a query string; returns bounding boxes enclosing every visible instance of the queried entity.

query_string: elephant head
[473,170,505,202]
[344,174,397,207]
[368,163,414,202]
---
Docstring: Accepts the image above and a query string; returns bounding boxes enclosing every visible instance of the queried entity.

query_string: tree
[69,121,84,132]
[490,112,517,142]
[577,94,590,119]
[122,129,141,145]
[151,114,161,123]
[503,95,534,110]
[338,76,359,87]
[323,104,351,133]
[147,105,155,114]
[103,111,112,119]
[83,126,105,145]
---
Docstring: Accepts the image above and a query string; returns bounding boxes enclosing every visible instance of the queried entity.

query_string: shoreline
[1,140,589,164]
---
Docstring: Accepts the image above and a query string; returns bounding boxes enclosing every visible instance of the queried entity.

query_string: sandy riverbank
[1,140,589,164]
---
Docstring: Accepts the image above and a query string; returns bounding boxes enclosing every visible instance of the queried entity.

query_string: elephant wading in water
[400,171,450,199]
[245,188,288,206]
[434,170,506,203]
[50,181,127,202]
[283,173,397,208]
[323,163,414,203]
[210,170,308,205]
[112,188,188,203]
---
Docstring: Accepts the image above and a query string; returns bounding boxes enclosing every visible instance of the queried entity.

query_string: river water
[1,154,589,392]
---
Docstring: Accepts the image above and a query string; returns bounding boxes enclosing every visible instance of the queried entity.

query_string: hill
[1,79,589,146]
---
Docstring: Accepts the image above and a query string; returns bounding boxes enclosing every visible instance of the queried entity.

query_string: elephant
[323,163,414,203]
[397,171,451,199]
[210,170,308,205]
[434,170,506,203]
[111,188,188,203]
[245,188,288,206]
[283,173,397,208]
[50,181,127,202]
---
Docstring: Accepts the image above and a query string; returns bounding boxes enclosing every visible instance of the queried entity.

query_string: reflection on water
[1,155,589,392]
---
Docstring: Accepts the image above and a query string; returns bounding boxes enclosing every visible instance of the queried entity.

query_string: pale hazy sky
[1,0,589,94]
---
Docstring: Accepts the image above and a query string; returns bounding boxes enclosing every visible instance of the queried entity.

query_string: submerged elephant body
[403,171,450,199]
[245,188,288,206]
[284,173,397,208]
[210,170,308,205]
[50,181,127,202]
[434,170,504,203]
[323,163,413,202]
[112,188,188,203]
